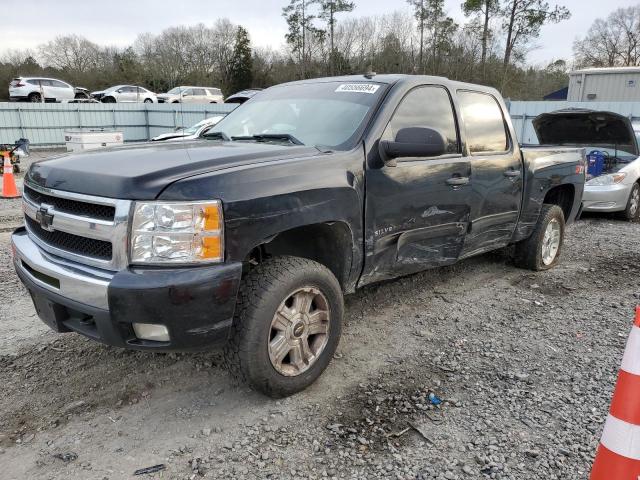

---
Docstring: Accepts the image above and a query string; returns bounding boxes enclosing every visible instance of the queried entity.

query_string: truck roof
[279,74,500,96]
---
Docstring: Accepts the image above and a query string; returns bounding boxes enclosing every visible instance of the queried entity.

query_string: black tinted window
[458,91,509,154]
[385,86,459,154]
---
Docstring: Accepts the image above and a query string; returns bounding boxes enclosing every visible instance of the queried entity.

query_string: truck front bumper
[11,228,242,351]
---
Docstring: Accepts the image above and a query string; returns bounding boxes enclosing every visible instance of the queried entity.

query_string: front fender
[159,149,365,285]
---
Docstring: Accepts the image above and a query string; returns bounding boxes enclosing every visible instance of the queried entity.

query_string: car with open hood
[151,116,225,142]
[533,109,640,220]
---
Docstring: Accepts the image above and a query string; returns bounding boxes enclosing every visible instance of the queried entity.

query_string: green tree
[406,0,427,73]
[228,26,254,94]
[501,0,570,67]
[318,0,355,75]
[282,0,323,78]
[462,0,499,78]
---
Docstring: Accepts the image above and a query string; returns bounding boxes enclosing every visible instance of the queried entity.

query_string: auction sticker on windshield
[335,84,380,94]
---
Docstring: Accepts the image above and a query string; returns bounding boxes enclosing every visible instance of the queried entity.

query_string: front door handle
[504,169,521,178]
[446,176,470,186]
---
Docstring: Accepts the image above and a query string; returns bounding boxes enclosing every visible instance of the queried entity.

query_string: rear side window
[458,91,509,154]
[384,85,459,154]
[51,80,70,88]
[193,88,206,95]
[208,88,221,96]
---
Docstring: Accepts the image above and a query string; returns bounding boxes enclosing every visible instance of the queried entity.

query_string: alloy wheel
[268,287,331,377]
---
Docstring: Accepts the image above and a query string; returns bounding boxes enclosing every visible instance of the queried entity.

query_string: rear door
[363,84,472,283]
[181,88,195,103]
[193,88,207,103]
[457,90,523,257]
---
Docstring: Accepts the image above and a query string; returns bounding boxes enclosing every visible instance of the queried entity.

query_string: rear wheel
[621,183,640,221]
[28,92,41,103]
[223,256,343,398]
[514,204,565,271]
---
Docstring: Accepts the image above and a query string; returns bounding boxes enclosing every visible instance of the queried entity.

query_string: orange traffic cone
[1,153,20,198]
[591,306,640,479]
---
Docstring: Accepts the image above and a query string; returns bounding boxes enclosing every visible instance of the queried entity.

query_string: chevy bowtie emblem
[35,204,55,232]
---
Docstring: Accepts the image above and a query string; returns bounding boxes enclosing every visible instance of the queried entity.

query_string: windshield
[183,117,221,135]
[206,81,385,149]
[167,87,183,95]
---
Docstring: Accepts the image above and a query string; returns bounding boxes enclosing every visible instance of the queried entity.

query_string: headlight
[587,172,627,186]
[130,201,223,264]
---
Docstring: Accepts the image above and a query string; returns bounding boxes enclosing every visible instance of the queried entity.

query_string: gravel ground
[0,153,639,479]
[0,149,64,231]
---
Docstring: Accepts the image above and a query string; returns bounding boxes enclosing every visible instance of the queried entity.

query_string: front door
[362,85,472,285]
[456,90,523,257]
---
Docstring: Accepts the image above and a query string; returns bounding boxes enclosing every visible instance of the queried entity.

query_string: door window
[383,86,459,155]
[458,91,509,154]
[193,88,206,96]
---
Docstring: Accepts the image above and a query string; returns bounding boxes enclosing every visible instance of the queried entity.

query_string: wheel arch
[543,184,575,221]
[243,222,355,293]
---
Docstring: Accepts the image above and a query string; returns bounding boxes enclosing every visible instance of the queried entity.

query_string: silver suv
[157,86,224,104]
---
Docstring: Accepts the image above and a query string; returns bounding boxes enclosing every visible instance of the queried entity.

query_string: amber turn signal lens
[199,236,222,260]
[203,205,221,231]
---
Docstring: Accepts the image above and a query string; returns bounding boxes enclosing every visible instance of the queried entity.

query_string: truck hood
[533,109,639,156]
[27,141,321,200]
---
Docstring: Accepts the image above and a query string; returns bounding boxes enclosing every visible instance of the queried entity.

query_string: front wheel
[514,204,565,271]
[621,183,640,221]
[143,98,153,103]
[223,256,343,398]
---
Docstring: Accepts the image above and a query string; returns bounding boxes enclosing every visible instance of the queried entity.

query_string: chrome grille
[23,182,132,271]
[24,185,115,221]
[25,216,113,260]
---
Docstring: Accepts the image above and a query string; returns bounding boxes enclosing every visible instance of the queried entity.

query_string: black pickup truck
[11,75,585,397]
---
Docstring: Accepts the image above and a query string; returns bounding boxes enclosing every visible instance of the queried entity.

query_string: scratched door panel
[362,157,472,284]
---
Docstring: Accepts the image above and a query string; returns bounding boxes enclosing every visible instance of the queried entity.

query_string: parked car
[156,86,223,103]
[533,109,640,220]
[9,77,76,102]
[151,115,225,142]
[92,85,157,103]
[225,88,262,104]
[12,75,585,398]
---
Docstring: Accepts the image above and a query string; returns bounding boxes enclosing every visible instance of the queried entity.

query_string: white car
[534,109,640,220]
[92,85,157,103]
[9,77,76,102]
[151,116,225,142]
[156,86,224,104]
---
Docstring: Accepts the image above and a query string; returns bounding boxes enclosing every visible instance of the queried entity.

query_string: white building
[568,67,640,102]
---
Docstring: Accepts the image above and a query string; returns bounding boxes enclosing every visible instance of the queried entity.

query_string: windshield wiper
[202,131,230,141]
[231,134,304,145]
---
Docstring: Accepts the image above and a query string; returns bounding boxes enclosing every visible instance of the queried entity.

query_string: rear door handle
[504,169,521,178]
[446,176,470,186]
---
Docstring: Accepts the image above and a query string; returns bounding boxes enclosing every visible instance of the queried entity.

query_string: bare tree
[39,35,102,72]
[574,6,640,68]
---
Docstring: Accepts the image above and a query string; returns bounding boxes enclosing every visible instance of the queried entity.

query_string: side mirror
[380,127,447,163]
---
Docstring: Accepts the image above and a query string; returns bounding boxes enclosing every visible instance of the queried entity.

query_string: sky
[1,0,639,66]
